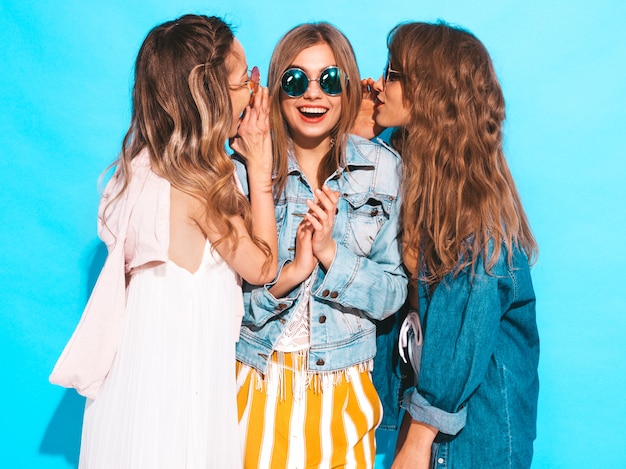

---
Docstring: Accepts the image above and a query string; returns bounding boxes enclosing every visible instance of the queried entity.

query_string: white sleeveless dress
[78,241,243,468]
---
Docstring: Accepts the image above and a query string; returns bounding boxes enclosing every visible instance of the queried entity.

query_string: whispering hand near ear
[351,78,385,140]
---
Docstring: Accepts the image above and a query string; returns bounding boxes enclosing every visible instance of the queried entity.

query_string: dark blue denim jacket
[374,243,539,468]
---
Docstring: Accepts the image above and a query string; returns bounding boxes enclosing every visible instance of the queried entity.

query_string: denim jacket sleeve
[243,259,301,327]
[403,252,514,436]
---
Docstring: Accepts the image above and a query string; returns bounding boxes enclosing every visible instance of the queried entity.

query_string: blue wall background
[1,1,624,467]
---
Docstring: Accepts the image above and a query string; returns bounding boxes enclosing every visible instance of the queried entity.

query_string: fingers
[359,77,378,99]
[250,86,269,111]
[304,185,340,228]
[315,185,340,210]
[245,87,269,130]
[237,87,270,135]
[307,184,339,216]
[304,206,323,231]
[259,87,270,128]
[297,218,314,235]
[360,78,369,96]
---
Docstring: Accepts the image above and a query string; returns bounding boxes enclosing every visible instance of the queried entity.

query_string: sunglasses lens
[319,67,343,95]
[281,68,308,97]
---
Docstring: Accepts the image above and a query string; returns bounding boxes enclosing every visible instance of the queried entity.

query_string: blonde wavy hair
[388,22,538,283]
[106,14,270,261]
[267,22,362,196]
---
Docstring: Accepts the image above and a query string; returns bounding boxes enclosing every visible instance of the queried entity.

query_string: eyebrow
[289,63,338,73]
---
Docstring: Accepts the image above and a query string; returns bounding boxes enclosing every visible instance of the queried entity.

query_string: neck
[293,136,334,191]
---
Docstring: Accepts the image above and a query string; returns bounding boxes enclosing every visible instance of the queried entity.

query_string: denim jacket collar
[286,136,377,178]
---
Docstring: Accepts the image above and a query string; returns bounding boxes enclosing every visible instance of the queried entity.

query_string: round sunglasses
[280,66,345,98]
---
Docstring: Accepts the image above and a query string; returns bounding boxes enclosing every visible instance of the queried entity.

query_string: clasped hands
[292,185,340,278]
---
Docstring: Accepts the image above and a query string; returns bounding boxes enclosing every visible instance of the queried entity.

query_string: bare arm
[202,87,278,285]
[392,412,438,469]
[232,87,278,282]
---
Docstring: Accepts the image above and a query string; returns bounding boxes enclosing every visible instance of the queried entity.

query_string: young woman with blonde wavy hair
[358,21,539,469]
[235,22,407,468]
[50,14,277,468]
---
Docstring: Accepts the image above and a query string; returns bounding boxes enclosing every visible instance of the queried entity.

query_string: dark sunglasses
[280,66,345,98]
[383,62,402,83]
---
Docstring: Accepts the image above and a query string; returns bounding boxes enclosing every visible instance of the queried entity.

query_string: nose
[302,79,323,98]
[373,76,384,92]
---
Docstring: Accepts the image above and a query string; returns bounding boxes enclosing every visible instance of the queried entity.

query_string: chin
[228,125,239,139]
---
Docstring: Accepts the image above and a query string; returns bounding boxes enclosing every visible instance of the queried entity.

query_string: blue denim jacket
[375,243,539,468]
[235,135,408,374]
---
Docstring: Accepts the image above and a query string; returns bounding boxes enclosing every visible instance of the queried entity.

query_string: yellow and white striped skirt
[236,351,382,469]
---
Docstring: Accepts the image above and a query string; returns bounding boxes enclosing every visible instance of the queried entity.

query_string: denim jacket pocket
[342,192,391,256]
[338,308,366,335]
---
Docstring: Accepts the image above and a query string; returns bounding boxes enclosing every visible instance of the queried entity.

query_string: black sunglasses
[280,66,345,98]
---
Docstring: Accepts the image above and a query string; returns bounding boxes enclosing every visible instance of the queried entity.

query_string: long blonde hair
[108,14,269,260]
[388,22,538,283]
[267,22,362,196]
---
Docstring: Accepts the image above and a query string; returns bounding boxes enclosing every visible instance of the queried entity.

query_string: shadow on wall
[39,389,85,467]
[39,240,108,467]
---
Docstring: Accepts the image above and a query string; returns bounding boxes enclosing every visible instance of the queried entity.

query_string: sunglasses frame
[228,66,260,91]
[280,66,345,98]
[383,62,402,84]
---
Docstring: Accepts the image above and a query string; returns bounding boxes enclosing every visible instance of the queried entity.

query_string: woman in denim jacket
[235,22,407,468]
[359,22,540,468]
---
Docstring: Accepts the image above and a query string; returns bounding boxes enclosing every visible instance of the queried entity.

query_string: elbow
[243,262,277,286]
[256,269,277,285]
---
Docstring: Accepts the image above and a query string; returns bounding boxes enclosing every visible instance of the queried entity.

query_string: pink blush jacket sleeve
[49,149,169,399]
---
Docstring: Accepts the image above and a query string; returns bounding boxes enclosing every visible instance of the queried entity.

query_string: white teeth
[299,107,327,114]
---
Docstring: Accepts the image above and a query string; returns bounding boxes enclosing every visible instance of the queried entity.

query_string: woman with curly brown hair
[358,21,539,469]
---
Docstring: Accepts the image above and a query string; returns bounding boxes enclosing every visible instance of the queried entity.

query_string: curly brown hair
[388,22,538,283]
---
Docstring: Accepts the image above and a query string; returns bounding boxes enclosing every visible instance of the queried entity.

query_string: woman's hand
[267,219,316,298]
[293,219,317,278]
[304,185,340,270]
[351,78,386,140]
[222,86,277,284]
[230,86,272,181]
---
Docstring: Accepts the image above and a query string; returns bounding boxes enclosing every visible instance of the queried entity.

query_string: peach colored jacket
[49,149,243,399]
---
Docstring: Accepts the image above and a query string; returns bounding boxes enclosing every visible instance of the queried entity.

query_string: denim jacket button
[321,289,330,297]
[319,315,326,323]
[316,359,325,366]
[277,303,288,310]
[330,291,338,298]
[438,458,444,464]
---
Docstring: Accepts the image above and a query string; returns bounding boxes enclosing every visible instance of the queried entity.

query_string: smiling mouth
[298,106,328,119]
